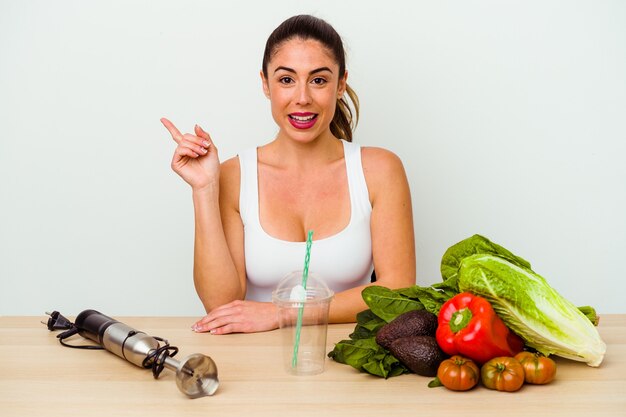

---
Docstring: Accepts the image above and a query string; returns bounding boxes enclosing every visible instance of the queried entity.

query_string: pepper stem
[449,308,473,333]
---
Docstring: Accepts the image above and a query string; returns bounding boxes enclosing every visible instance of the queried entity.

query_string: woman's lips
[288,112,318,129]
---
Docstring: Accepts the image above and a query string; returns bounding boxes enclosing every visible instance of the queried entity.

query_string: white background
[1,0,624,316]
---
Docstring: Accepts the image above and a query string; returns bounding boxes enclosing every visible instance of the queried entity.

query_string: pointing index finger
[160,117,183,144]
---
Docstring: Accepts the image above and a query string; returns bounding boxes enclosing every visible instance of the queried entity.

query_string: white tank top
[239,139,374,301]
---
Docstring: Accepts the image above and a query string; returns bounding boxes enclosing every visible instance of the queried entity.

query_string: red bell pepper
[436,292,524,364]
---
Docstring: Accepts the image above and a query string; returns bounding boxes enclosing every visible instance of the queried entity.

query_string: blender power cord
[142,337,179,378]
[43,310,103,350]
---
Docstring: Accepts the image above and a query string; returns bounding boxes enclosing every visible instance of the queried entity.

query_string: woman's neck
[260,131,344,171]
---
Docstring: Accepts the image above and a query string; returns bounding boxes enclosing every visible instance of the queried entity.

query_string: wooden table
[1,315,625,417]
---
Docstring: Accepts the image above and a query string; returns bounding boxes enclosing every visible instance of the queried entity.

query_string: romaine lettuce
[458,253,606,367]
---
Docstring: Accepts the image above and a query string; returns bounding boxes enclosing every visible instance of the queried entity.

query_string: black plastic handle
[74,309,118,345]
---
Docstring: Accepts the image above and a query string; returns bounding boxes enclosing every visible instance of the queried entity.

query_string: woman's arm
[191,163,246,310]
[162,119,246,311]
[327,147,416,322]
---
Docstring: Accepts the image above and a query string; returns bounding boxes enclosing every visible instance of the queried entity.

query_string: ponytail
[331,83,359,142]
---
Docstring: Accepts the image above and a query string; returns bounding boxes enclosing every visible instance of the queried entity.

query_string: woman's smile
[288,112,318,129]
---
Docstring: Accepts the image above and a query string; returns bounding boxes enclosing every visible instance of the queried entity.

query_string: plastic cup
[272,271,334,376]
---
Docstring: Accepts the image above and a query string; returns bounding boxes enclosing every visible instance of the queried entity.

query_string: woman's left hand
[191,300,279,334]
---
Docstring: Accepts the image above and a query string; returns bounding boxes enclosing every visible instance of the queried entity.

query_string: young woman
[161,15,415,334]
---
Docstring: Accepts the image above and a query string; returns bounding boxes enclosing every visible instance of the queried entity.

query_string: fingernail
[202,148,208,154]
[203,141,210,147]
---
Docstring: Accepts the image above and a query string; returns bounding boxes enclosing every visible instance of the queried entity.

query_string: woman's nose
[295,83,312,105]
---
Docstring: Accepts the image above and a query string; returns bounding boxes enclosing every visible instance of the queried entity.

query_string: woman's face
[262,38,347,144]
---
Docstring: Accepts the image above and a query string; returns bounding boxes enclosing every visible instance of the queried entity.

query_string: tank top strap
[342,140,372,218]
[238,147,259,227]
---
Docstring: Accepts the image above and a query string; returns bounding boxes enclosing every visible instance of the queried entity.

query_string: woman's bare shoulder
[360,146,409,202]
[221,155,240,177]
[360,146,407,179]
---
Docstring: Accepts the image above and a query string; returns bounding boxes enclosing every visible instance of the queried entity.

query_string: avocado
[388,335,446,377]
[375,309,438,349]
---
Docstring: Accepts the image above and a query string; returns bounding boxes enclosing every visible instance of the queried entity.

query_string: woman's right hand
[161,117,220,191]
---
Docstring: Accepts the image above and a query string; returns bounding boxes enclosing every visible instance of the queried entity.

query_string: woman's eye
[311,77,327,85]
[279,76,294,84]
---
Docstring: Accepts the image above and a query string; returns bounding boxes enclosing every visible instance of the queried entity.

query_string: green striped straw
[292,230,314,369]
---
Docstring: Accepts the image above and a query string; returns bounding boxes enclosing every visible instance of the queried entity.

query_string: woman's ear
[260,71,270,99]
[337,70,348,98]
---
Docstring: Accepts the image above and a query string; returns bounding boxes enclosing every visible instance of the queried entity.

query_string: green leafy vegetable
[361,286,423,322]
[441,234,531,281]
[329,284,455,377]
[327,338,408,378]
[349,310,386,340]
[577,305,600,326]
[396,285,451,316]
[428,376,443,388]
[430,275,460,298]
[329,234,605,378]
[458,253,606,366]
[441,235,599,325]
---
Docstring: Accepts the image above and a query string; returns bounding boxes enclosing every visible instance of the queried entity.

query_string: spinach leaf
[349,325,374,340]
[356,309,387,331]
[328,338,408,378]
[362,351,409,378]
[327,338,379,369]
[361,286,423,323]
[349,309,386,339]
[396,285,451,315]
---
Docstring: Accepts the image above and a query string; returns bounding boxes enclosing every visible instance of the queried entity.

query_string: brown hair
[262,15,359,142]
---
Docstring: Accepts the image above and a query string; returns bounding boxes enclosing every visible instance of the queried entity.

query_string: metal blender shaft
[163,353,219,398]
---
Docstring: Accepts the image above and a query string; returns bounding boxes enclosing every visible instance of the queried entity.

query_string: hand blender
[44,309,219,398]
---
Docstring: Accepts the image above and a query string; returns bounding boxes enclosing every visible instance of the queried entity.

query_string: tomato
[437,355,480,391]
[481,357,525,392]
[514,351,557,384]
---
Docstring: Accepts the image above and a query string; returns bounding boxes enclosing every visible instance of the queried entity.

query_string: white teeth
[290,114,316,122]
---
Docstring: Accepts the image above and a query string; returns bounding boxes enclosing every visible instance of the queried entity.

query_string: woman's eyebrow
[273,66,333,75]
